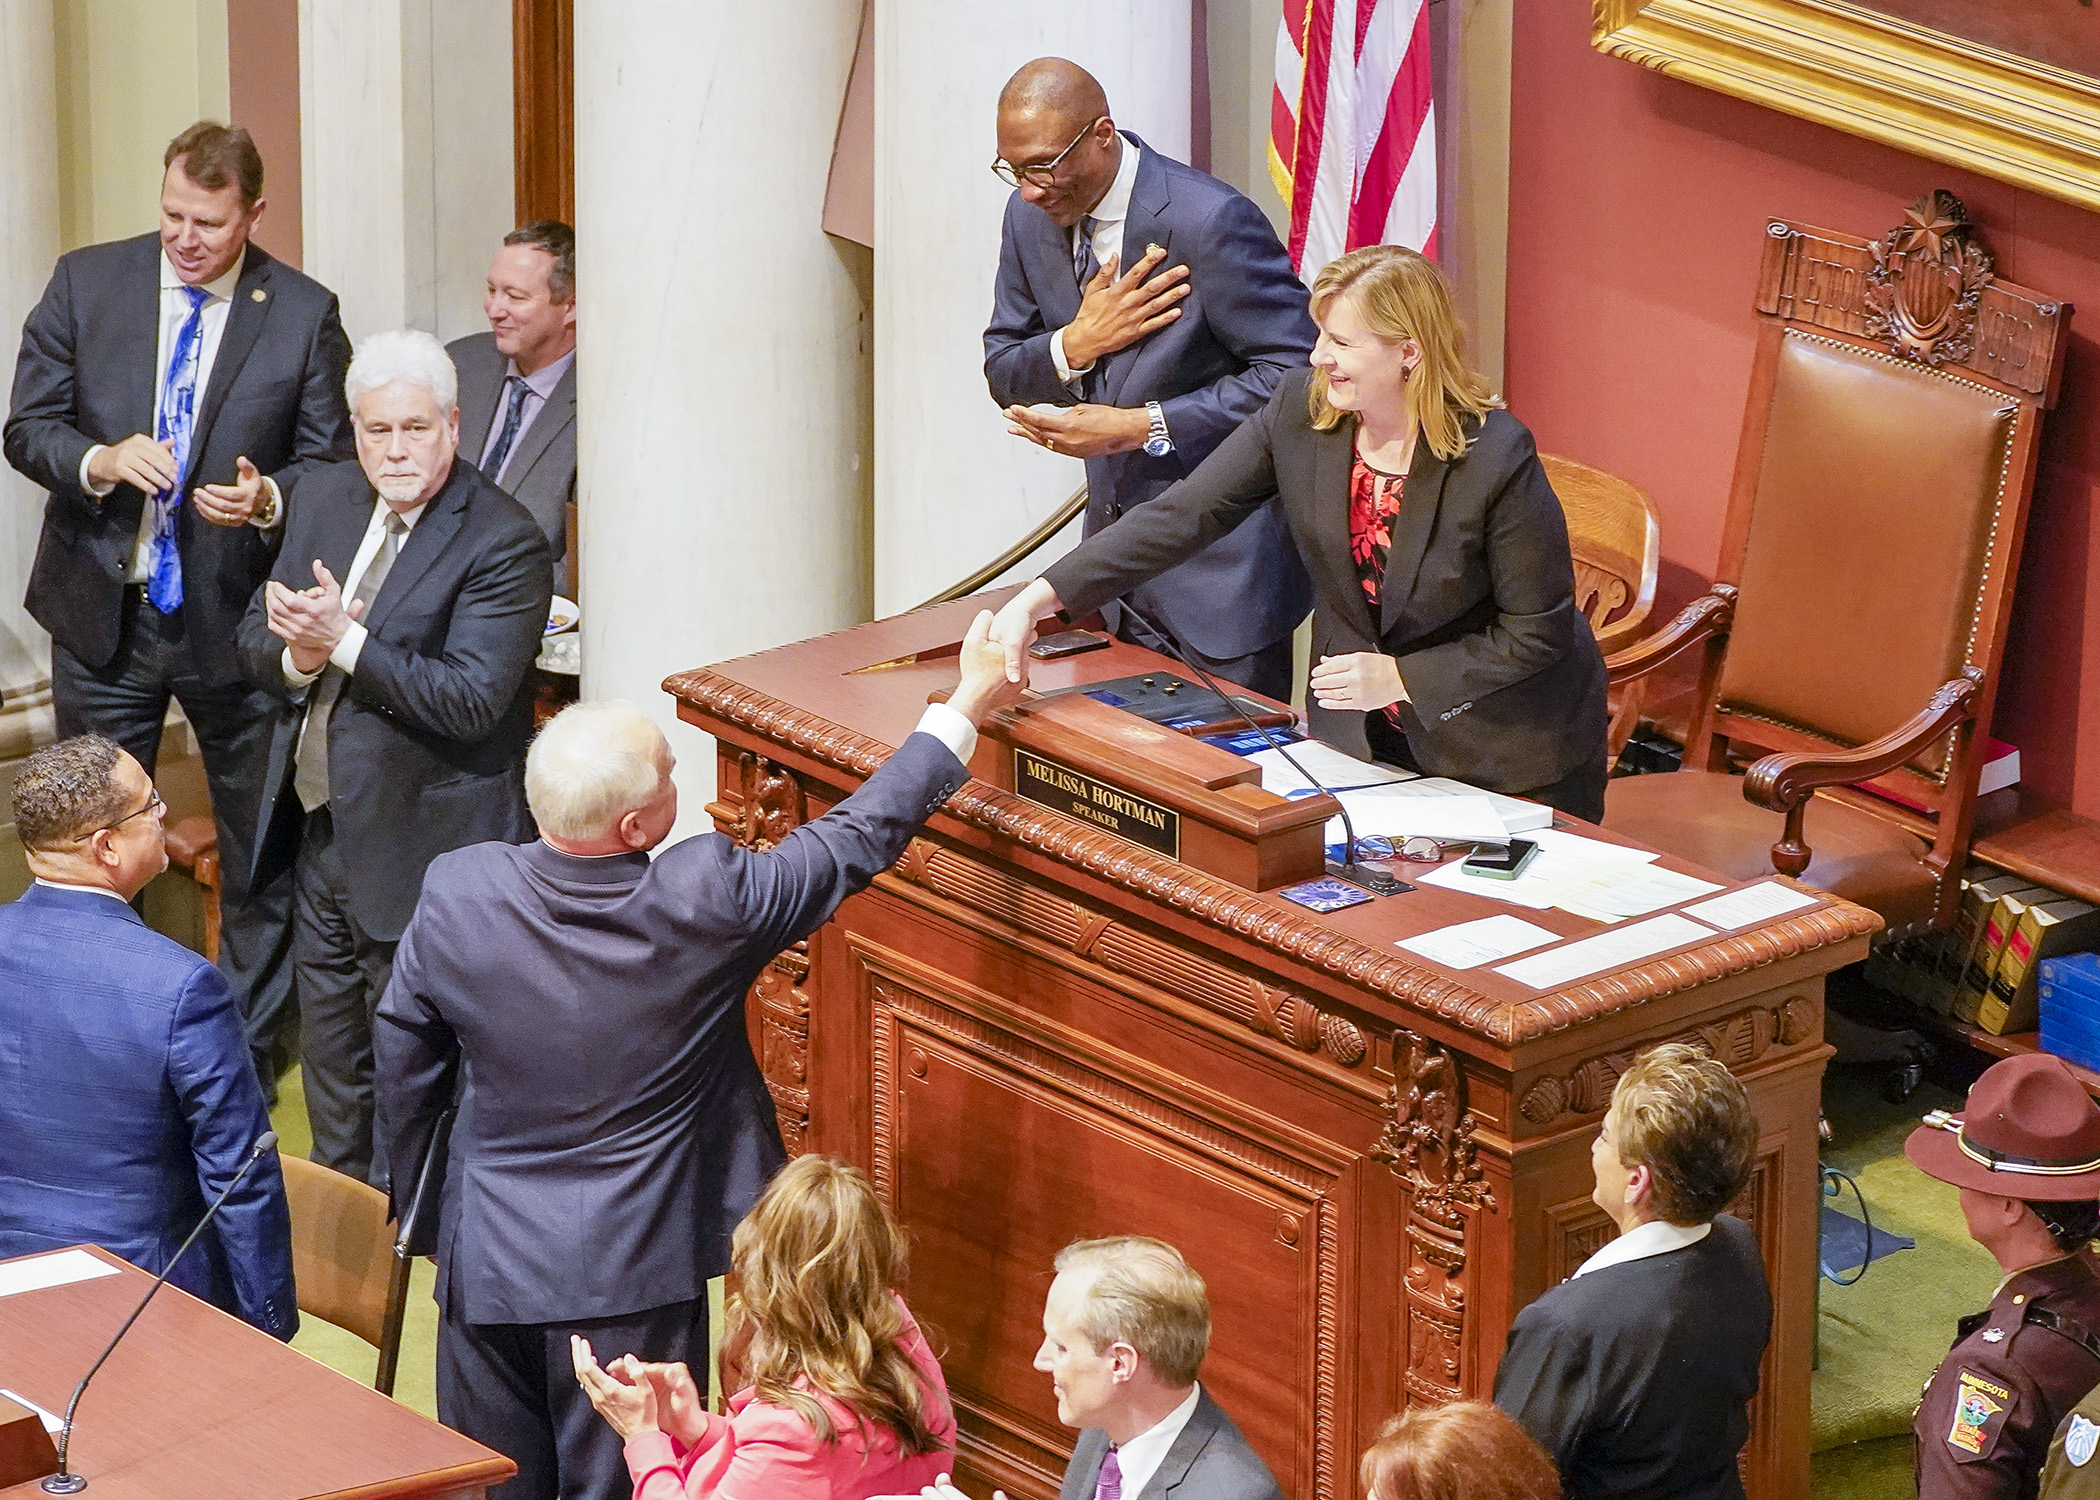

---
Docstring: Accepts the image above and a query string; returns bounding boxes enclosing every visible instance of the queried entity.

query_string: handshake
[942,584,1065,725]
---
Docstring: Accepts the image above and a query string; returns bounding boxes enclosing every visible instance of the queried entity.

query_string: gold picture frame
[1592,0,2100,215]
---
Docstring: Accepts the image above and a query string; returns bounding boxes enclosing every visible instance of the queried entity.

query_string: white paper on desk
[1416,828,1660,909]
[1550,865,1723,919]
[1251,742,1413,794]
[0,1247,119,1299]
[1495,913,1715,989]
[1324,787,1507,842]
[1397,915,1560,970]
[1401,777,1556,834]
[0,1388,61,1433]
[1685,881,1822,929]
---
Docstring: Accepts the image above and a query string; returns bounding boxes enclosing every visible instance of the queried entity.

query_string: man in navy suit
[236,329,551,1188]
[5,122,353,1100]
[0,733,295,1338]
[374,618,1018,1500]
[984,58,1314,701]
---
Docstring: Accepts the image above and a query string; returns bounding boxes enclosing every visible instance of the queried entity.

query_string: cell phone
[1028,629,1113,660]
[1460,839,1539,880]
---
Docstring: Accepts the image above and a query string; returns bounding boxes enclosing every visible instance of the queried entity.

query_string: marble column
[298,0,513,343]
[575,0,870,827]
[0,4,61,716]
[871,6,1193,615]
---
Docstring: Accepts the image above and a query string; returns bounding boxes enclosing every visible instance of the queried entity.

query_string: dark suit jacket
[0,883,296,1338]
[1061,1388,1284,1500]
[447,331,575,593]
[4,234,353,684]
[1493,1215,1771,1500]
[985,135,1314,661]
[372,732,968,1324]
[1043,368,1610,794]
[235,457,552,941]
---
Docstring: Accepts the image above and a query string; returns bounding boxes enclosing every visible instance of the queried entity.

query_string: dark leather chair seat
[1606,771,1936,931]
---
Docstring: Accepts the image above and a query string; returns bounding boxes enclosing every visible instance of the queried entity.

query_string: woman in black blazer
[990,244,1610,820]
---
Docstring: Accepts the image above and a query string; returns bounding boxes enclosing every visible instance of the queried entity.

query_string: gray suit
[1061,1388,1284,1500]
[447,330,575,592]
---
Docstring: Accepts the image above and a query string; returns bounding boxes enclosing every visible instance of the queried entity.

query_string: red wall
[1504,0,2100,818]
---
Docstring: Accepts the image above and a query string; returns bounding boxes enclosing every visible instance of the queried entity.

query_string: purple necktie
[1095,1446,1122,1500]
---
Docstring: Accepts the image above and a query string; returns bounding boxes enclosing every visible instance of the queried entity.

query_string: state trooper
[1907,1054,2100,1500]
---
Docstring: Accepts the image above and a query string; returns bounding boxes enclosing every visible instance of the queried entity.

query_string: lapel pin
[251,288,267,302]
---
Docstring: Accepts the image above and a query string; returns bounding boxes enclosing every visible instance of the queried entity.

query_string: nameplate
[1014,750,1180,858]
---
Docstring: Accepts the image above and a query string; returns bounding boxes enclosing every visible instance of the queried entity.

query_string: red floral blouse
[1348,454,1407,726]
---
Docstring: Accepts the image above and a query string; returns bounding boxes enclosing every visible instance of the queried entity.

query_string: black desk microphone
[1107,601,1404,895]
[41,1130,279,1494]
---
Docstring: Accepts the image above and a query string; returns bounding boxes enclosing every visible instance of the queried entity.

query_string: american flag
[1270,0,1438,279]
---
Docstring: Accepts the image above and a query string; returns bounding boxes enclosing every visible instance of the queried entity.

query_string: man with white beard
[235,329,552,1185]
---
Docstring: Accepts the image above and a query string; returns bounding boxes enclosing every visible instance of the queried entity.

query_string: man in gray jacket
[449,220,576,591]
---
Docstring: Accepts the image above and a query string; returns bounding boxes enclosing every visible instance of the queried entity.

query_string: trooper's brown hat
[1906,1053,2100,1200]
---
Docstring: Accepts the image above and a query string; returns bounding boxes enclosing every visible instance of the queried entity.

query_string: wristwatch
[1143,401,1174,458]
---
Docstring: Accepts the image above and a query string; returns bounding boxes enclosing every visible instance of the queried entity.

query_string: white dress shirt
[1108,1383,1202,1500]
[478,348,574,484]
[1571,1217,1711,1279]
[31,877,130,904]
[280,497,431,688]
[80,249,283,581]
[1050,135,1144,388]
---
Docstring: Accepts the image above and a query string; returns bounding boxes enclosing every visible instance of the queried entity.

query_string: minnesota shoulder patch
[1949,1367,2014,1457]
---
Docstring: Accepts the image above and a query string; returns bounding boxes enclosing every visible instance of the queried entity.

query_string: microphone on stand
[41,1130,280,1495]
[1108,601,1404,895]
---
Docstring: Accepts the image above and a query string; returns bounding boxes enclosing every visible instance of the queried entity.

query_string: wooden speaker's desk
[0,1246,513,1499]
[665,595,1880,1500]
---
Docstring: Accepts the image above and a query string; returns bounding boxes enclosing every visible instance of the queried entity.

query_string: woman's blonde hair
[725,1155,947,1455]
[1307,244,1500,461]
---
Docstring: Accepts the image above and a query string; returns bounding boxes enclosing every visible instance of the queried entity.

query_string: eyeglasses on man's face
[81,787,165,840]
[991,117,1106,189]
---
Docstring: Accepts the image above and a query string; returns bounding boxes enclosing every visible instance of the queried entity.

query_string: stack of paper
[1418,827,1658,910]
[1325,786,1509,844]
[1249,742,1413,794]
[1400,777,1555,834]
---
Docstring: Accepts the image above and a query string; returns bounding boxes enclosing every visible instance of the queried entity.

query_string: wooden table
[0,1246,512,1499]
[666,593,1881,1500]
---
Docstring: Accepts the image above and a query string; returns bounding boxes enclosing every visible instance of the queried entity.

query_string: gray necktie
[294,512,410,811]
[1074,216,1100,289]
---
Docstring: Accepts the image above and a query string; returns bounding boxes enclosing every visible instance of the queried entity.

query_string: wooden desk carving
[668,604,1880,1500]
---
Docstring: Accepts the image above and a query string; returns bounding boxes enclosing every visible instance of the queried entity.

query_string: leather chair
[1603,192,2069,938]
[1543,453,1660,761]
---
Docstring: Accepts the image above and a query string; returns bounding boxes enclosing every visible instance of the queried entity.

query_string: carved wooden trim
[671,670,1882,1045]
[724,752,814,1153]
[1518,993,1819,1129]
[1544,1195,1617,1287]
[860,953,1348,1500]
[1863,191,1994,369]
[1371,1030,1493,1408]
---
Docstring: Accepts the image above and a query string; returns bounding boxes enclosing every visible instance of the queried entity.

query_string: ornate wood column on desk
[666,596,1879,1500]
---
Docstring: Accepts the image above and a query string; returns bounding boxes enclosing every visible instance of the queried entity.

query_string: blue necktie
[1074,217,1101,290]
[147,285,210,614]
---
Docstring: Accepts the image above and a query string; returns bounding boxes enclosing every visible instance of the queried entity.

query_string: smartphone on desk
[1028,629,1112,660]
[1460,839,1538,880]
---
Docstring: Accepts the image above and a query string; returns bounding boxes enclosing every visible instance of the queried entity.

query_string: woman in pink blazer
[574,1155,957,1500]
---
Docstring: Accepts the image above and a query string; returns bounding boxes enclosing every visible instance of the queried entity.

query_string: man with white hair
[236,328,551,1185]
[373,618,1018,1500]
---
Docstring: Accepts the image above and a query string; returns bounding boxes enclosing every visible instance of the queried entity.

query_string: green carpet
[1810,1069,1996,1495]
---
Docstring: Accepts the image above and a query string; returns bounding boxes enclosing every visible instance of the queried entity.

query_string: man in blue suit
[985,58,1314,701]
[0,733,295,1339]
[375,612,1019,1500]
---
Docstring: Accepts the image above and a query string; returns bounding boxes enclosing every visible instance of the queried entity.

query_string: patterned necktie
[146,285,210,614]
[1095,1446,1122,1500]
[294,512,411,811]
[483,375,531,483]
[1074,217,1101,290]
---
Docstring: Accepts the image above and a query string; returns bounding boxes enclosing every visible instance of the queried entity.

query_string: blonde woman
[990,245,1610,820]
[573,1156,956,1500]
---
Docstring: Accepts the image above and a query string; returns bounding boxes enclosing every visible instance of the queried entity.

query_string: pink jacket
[624,1297,957,1500]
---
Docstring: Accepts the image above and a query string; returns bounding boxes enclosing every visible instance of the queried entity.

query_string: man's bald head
[998,58,1110,134]
[994,58,1121,229]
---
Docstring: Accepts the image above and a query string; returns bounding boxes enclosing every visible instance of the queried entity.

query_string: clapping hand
[265,559,361,674]
[194,456,268,527]
[86,434,179,496]
[570,1336,661,1442]
[1002,402,1148,459]
[1309,652,1409,712]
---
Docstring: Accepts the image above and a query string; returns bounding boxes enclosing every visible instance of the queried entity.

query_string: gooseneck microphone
[41,1130,279,1495]
[1107,601,1404,895]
